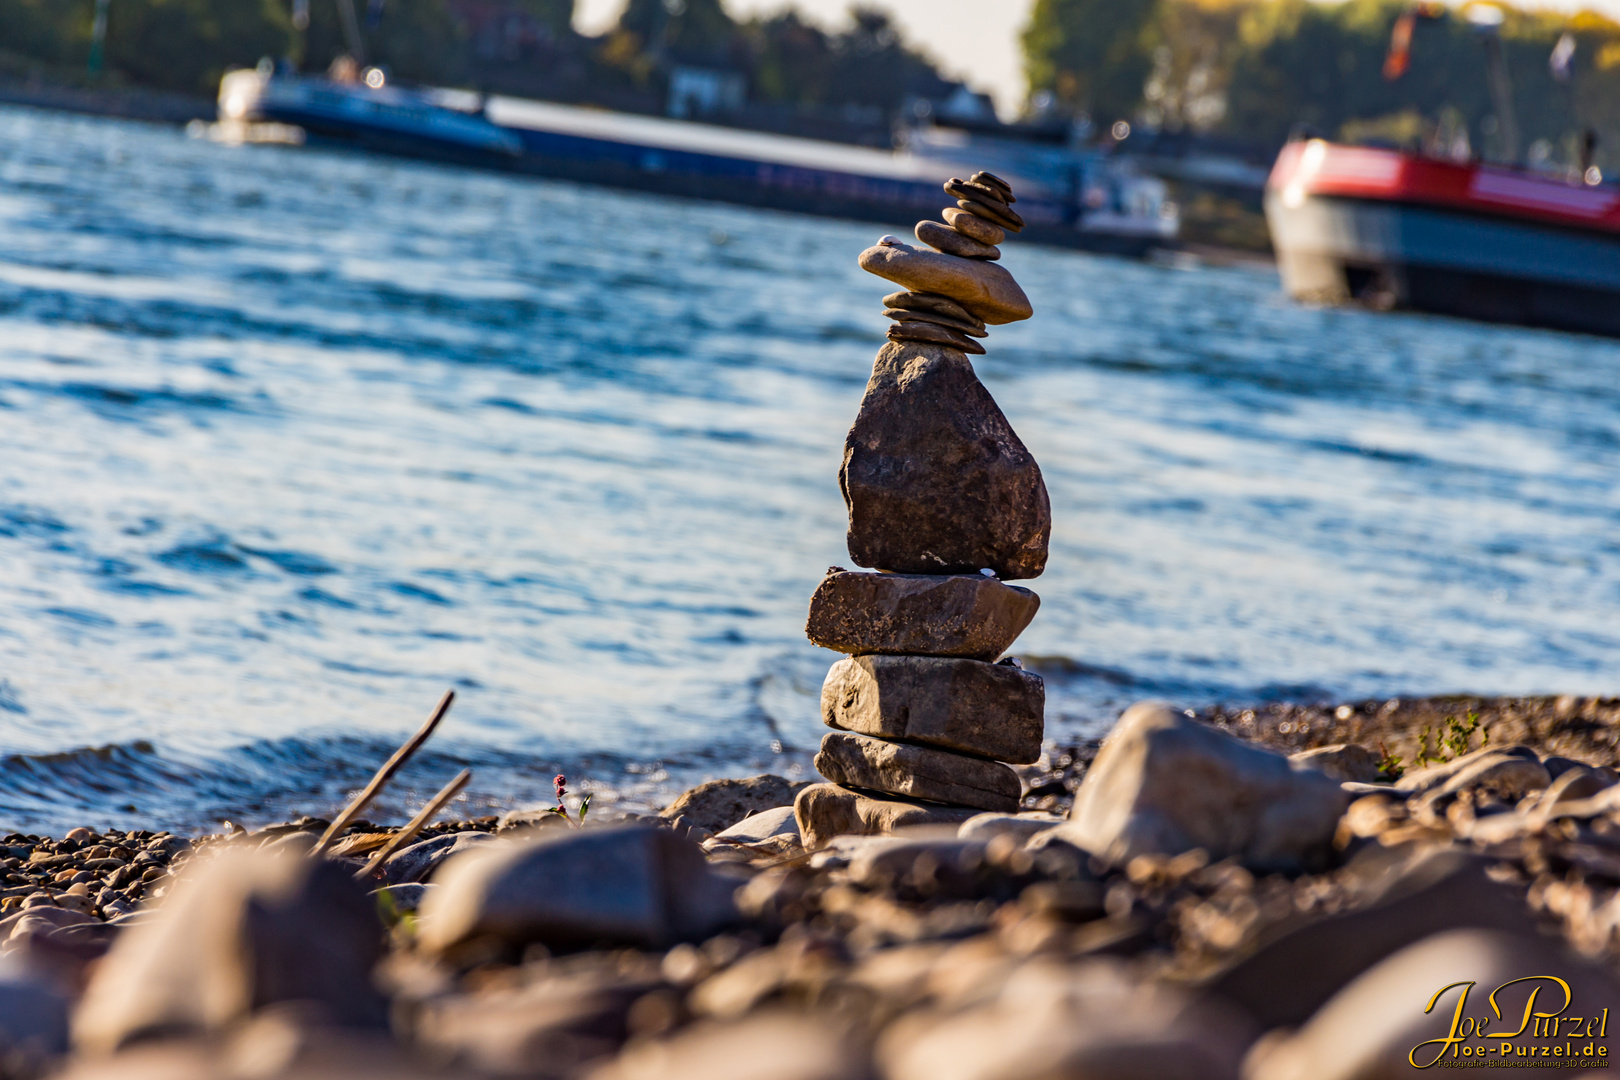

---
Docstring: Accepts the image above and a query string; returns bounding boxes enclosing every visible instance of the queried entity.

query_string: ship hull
[222,74,1175,257]
[1265,139,1620,337]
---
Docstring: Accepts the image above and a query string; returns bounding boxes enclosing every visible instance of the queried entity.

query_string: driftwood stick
[355,767,473,880]
[313,689,455,856]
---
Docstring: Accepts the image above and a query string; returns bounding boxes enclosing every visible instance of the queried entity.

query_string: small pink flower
[554,774,568,804]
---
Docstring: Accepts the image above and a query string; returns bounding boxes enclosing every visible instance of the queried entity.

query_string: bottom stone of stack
[793,782,980,850]
[813,731,1022,813]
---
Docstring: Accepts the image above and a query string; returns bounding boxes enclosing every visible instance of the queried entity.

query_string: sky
[574,0,1620,118]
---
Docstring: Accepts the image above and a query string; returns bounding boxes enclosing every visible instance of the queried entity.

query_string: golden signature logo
[1411,976,1610,1068]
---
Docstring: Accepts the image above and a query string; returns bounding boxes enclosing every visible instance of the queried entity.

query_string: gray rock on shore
[840,342,1050,580]
[821,654,1045,765]
[417,824,739,955]
[660,775,812,836]
[814,732,1022,813]
[805,569,1039,662]
[1064,702,1350,871]
[1288,743,1384,783]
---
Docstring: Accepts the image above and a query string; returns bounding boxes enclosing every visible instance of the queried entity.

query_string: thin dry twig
[355,767,473,879]
[313,689,455,856]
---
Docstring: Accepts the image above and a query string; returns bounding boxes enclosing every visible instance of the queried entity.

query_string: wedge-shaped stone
[814,731,1021,812]
[841,342,1050,579]
[858,243,1031,325]
[1065,702,1349,872]
[822,655,1044,764]
[793,783,978,850]
[806,570,1039,661]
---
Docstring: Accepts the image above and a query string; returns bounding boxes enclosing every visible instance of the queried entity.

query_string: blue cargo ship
[215,67,1177,256]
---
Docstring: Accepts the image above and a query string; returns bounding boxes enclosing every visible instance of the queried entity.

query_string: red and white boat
[1266,140,1620,336]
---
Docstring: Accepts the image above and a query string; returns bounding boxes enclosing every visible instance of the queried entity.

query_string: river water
[2,105,1618,833]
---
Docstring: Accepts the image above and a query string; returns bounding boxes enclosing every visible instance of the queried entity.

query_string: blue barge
[216,68,1178,256]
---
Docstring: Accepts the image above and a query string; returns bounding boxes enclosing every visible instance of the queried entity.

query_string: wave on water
[3,106,1620,833]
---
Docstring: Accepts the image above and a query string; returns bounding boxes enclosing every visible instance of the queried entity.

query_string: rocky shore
[0,693,1617,1079]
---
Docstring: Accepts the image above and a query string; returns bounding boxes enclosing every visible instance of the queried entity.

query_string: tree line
[1025,0,1620,167]
[0,0,959,132]
[4,0,1617,168]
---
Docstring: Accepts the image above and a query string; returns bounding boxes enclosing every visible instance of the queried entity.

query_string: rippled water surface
[3,106,1619,832]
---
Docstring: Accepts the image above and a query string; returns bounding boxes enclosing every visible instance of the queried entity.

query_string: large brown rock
[1208,848,1533,1029]
[417,825,737,956]
[793,783,978,849]
[72,849,387,1054]
[805,569,1039,662]
[840,342,1050,579]
[858,243,1032,325]
[1064,702,1349,872]
[1246,929,1620,1080]
[814,732,1021,812]
[822,655,1044,764]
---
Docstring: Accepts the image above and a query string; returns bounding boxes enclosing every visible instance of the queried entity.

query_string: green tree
[104,0,291,94]
[616,0,739,67]
[1022,0,1160,123]
[509,0,574,36]
[299,0,463,83]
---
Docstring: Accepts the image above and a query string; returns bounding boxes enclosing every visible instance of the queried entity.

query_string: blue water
[2,105,1619,834]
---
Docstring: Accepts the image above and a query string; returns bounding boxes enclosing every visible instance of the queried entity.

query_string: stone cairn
[794,172,1050,845]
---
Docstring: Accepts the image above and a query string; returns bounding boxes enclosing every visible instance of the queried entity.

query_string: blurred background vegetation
[2,0,1616,161]
[2,0,1617,249]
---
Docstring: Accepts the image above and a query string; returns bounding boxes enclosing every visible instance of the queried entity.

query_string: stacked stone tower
[794,172,1050,846]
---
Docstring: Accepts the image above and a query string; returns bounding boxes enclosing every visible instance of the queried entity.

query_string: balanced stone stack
[795,172,1050,845]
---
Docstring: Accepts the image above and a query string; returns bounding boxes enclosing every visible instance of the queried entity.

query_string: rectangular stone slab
[793,783,978,850]
[814,731,1021,812]
[821,654,1044,764]
[805,569,1040,663]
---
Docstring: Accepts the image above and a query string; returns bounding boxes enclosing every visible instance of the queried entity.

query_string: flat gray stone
[915,219,999,259]
[858,243,1031,324]
[659,775,812,835]
[806,569,1038,662]
[881,290,983,329]
[957,811,1065,843]
[416,824,737,955]
[887,320,984,354]
[1066,702,1349,872]
[0,960,69,1064]
[942,207,1004,246]
[822,654,1044,764]
[1393,744,1542,794]
[814,732,1021,812]
[793,783,978,850]
[383,830,498,886]
[881,307,987,337]
[585,1012,874,1080]
[841,341,1050,580]
[73,848,387,1054]
[1289,743,1383,783]
[709,806,798,845]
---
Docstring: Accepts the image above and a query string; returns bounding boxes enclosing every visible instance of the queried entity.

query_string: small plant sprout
[1376,740,1404,781]
[548,773,591,827]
